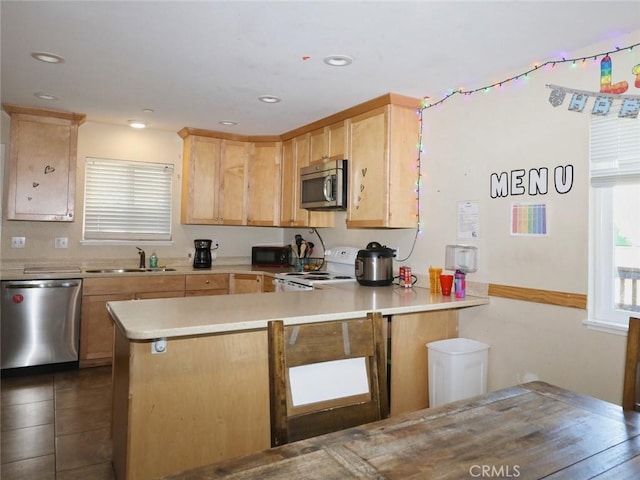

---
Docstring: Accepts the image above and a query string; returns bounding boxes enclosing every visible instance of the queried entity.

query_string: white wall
[307,30,640,404]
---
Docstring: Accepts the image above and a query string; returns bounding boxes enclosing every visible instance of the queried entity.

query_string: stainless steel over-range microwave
[300,159,347,211]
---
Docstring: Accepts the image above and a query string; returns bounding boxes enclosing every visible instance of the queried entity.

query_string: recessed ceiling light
[34,92,58,101]
[128,120,147,129]
[31,52,65,64]
[258,95,281,104]
[219,120,238,126]
[142,108,154,114]
[323,55,353,67]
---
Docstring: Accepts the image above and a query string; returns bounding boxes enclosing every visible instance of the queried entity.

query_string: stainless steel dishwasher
[1,279,82,369]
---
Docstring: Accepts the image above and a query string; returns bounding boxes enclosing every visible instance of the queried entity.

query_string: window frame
[82,157,174,244]
[586,114,640,335]
[587,186,629,333]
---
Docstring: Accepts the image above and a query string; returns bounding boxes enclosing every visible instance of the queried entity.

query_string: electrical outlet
[54,237,69,248]
[389,246,399,258]
[151,338,167,354]
[11,236,25,248]
[211,240,220,250]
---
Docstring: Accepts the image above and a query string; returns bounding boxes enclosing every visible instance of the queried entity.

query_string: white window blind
[84,157,173,241]
[590,115,640,187]
[587,114,640,332]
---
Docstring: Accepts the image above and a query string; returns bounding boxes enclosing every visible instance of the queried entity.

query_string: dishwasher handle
[3,280,82,289]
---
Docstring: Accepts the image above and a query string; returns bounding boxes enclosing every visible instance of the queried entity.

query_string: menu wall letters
[490,165,574,198]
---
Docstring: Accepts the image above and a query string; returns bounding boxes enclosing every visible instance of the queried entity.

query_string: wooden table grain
[162,382,640,479]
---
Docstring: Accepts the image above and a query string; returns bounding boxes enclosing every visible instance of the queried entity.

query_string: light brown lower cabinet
[262,275,277,292]
[229,273,262,294]
[82,273,274,366]
[80,275,186,367]
[110,310,458,479]
[185,273,229,296]
[185,273,264,295]
[80,293,132,367]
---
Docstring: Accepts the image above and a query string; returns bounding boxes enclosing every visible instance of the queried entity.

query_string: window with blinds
[83,157,174,241]
[590,115,640,187]
[588,114,640,332]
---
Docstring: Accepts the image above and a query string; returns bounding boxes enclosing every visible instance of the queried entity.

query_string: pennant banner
[547,84,640,118]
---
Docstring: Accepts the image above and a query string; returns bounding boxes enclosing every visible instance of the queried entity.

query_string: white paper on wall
[289,357,369,406]
[457,200,480,239]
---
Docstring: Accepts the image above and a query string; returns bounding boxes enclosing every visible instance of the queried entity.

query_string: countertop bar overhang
[107,284,489,340]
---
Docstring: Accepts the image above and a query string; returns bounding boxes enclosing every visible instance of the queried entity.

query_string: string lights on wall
[420,41,640,110]
[415,108,424,230]
[407,40,640,255]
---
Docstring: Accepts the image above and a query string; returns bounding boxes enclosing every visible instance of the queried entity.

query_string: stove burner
[275,249,358,286]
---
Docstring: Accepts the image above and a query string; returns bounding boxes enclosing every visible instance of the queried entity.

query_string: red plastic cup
[439,274,454,295]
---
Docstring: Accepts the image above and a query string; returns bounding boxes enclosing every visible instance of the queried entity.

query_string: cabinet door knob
[205,280,210,284]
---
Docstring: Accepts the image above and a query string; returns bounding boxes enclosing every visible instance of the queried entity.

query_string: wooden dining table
[163,381,640,479]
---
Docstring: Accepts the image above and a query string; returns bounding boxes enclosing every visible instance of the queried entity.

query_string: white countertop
[107,284,489,340]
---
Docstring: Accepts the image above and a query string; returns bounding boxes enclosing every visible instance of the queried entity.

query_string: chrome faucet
[136,247,146,268]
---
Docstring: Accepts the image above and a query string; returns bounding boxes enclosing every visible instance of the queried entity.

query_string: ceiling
[1,1,638,136]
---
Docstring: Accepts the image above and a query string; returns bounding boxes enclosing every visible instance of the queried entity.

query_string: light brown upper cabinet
[3,104,85,221]
[347,101,420,228]
[247,141,282,226]
[310,121,348,164]
[218,139,249,225]
[180,133,219,224]
[279,139,296,227]
[179,93,420,229]
[280,133,333,228]
[308,123,344,228]
[179,129,248,225]
[279,135,307,227]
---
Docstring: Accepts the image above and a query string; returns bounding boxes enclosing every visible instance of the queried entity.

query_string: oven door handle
[323,175,335,201]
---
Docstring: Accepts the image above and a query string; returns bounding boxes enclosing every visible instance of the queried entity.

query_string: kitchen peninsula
[107,285,488,480]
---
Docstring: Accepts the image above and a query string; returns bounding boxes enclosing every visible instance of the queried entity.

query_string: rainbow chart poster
[511,203,548,236]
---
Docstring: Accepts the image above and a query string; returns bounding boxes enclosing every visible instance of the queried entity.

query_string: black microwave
[252,246,290,267]
[300,158,347,210]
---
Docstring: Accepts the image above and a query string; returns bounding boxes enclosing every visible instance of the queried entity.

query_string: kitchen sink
[84,268,177,273]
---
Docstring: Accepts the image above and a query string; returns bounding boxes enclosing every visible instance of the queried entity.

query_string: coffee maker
[193,239,213,269]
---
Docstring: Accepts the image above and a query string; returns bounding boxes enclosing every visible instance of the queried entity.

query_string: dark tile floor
[1,366,115,480]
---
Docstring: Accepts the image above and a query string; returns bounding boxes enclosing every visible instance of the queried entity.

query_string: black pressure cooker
[355,242,395,286]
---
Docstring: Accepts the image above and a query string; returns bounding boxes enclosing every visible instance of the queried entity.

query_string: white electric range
[274,246,359,292]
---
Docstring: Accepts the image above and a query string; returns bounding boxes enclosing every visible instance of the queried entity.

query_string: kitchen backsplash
[0,255,253,272]
[0,256,488,298]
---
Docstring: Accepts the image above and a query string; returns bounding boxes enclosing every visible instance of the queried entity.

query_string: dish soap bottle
[149,251,158,268]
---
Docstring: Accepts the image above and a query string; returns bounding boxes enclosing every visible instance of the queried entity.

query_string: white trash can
[427,338,489,407]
